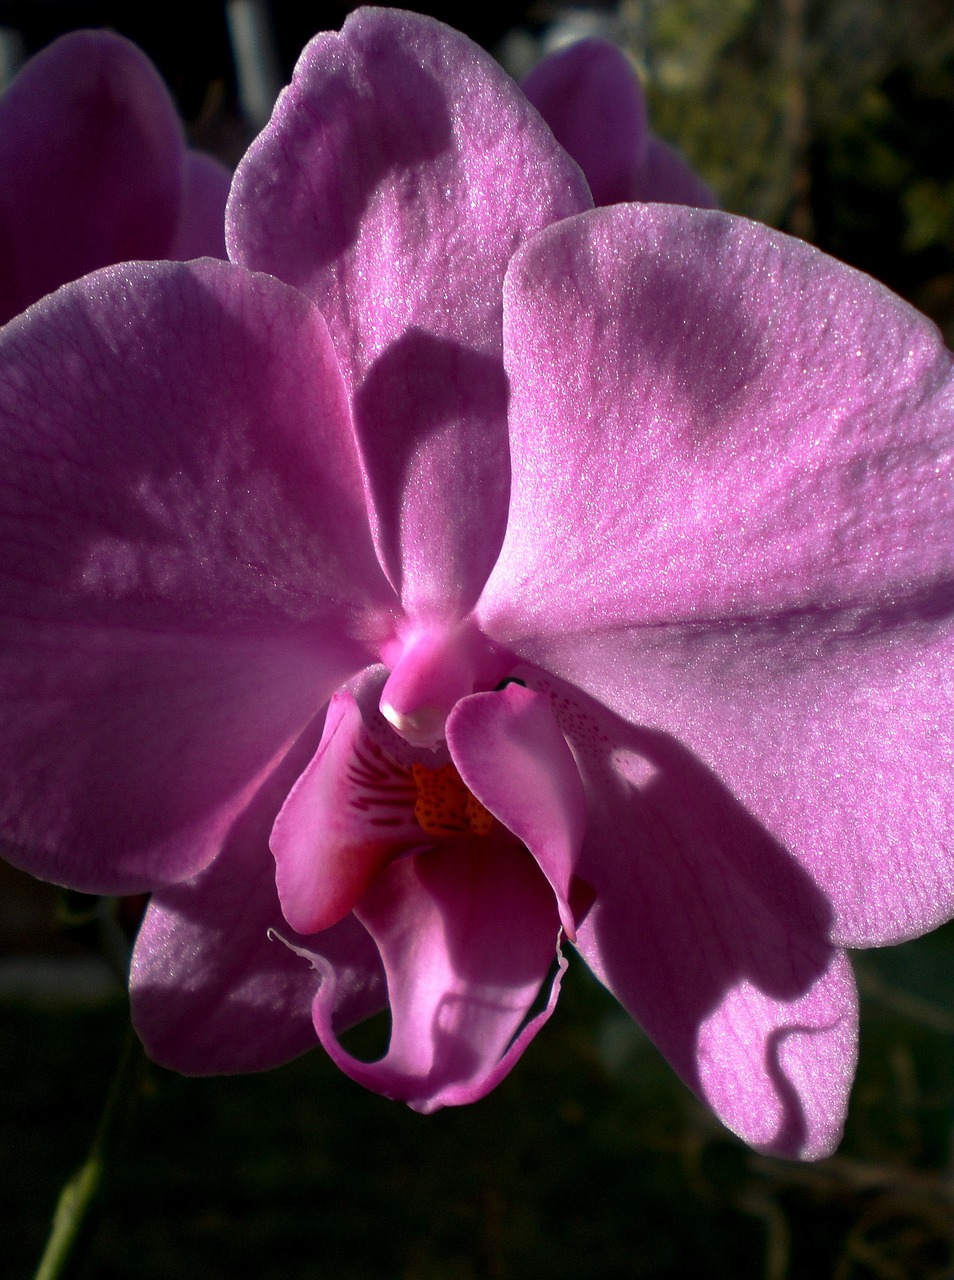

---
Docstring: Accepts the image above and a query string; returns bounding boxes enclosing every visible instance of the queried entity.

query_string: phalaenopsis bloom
[0,28,229,325]
[0,8,951,1161]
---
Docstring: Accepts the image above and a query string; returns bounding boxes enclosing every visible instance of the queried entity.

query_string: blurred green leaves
[623,0,954,338]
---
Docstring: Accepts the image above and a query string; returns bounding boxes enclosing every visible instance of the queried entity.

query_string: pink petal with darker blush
[0,258,394,892]
[488,204,954,634]
[311,835,564,1111]
[229,7,591,617]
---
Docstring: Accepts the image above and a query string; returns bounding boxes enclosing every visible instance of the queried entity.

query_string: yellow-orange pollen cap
[410,762,494,839]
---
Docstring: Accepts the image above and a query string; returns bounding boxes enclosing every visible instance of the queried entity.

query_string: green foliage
[623,0,954,339]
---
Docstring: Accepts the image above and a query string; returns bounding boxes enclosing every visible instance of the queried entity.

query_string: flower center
[379,618,512,748]
[410,762,494,838]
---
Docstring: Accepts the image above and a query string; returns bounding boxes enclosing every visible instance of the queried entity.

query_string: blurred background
[2,2,954,1277]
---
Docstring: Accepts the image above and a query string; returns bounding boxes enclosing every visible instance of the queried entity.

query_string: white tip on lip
[380,701,447,748]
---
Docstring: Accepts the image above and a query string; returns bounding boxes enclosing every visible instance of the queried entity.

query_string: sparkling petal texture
[0,258,394,891]
[0,30,228,325]
[484,204,954,633]
[481,204,954,948]
[228,7,591,617]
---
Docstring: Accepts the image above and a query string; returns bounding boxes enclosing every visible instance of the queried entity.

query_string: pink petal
[481,205,954,946]
[131,737,384,1074]
[229,8,591,618]
[311,836,564,1111]
[0,30,184,323]
[532,670,858,1158]
[634,136,718,208]
[0,258,394,892]
[521,38,649,207]
[521,40,715,209]
[528,624,954,947]
[446,682,587,939]
[271,690,423,935]
[169,150,232,260]
[486,204,954,634]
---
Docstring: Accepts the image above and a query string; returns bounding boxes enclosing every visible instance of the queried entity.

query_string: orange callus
[410,761,494,838]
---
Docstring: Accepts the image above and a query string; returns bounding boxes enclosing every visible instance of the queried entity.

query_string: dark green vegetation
[630,0,954,340]
[4,873,954,1280]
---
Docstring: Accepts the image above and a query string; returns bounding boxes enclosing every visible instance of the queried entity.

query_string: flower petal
[169,150,232,260]
[310,837,564,1111]
[131,737,384,1074]
[635,136,717,208]
[481,205,954,946]
[229,8,591,617]
[524,623,954,946]
[532,671,858,1159]
[447,682,587,939]
[521,39,648,207]
[0,30,184,323]
[271,689,423,935]
[485,204,954,636]
[0,258,394,892]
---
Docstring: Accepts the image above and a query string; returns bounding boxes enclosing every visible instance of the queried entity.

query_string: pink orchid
[0,8,952,1161]
[0,29,230,326]
[521,37,717,209]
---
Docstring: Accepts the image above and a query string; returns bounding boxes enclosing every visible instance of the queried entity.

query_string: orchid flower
[0,8,951,1162]
[0,29,230,325]
[521,37,717,209]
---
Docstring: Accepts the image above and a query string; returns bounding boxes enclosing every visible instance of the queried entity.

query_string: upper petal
[169,150,232,261]
[521,39,649,207]
[0,30,185,323]
[229,7,591,617]
[0,258,394,892]
[482,204,954,636]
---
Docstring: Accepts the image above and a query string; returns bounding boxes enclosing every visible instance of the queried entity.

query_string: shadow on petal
[531,669,854,1155]
[355,327,510,609]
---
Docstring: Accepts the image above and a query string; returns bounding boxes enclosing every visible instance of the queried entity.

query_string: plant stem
[33,1023,145,1280]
